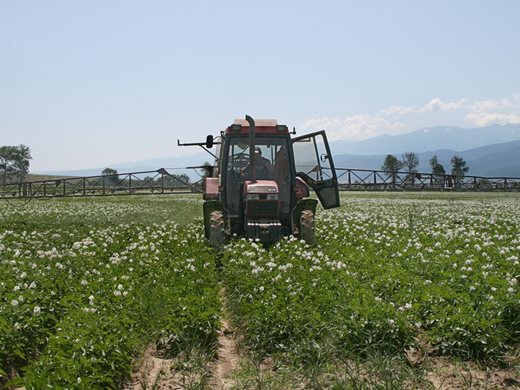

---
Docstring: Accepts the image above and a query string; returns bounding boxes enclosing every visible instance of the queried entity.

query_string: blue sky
[1,0,519,170]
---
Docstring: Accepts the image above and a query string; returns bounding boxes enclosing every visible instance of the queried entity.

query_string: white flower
[33,306,41,315]
[11,299,19,307]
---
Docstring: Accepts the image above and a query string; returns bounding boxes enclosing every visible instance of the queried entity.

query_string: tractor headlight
[266,194,278,200]
[246,194,260,201]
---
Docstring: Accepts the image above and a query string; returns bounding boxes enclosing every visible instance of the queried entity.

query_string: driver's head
[254,147,262,157]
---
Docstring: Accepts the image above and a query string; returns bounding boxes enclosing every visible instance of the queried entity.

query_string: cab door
[292,131,340,209]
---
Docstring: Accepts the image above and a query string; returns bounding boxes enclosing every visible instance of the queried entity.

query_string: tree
[0,144,32,184]
[201,161,214,178]
[429,155,446,188]
[381,154,403,188]
[450,155,469,189]
[160,173,190,187]
[13,145,32,182]
[102,167,119,187]
[0,146,16,184]
[402,152,419,174]
[429,155,445,175]
[401,152,419,187]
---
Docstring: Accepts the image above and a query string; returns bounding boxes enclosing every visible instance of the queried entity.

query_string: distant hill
[333,140,520,177]
[26,174,76,182]
[34,152,210,180]
[34,124,520,179]
[330,124,520,155]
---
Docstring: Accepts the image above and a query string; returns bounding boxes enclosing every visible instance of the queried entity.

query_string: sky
[1,0,520,171]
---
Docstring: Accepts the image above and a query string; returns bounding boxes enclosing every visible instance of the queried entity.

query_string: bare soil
[208,317,240,389]
[126,287,240,389]
[125,346,178,390]
[424,357,520,389]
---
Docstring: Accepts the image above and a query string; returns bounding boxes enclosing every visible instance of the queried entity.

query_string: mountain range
[35,124,520,178]
[330,124,520,177]
[333,140,520,177]
[331,124,520,155]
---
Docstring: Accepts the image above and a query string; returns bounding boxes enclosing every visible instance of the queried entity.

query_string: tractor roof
[225,119,289,135]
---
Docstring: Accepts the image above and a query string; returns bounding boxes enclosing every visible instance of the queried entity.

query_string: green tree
[160,173,190,187]
[429,155,446,188]
[13,145,32,182]
[0,145,32,184]
[0,146,16,184]
[429,155,445,175]
[381,154,403,188]
[102,168,119,187]
[402,152,419,174]
[450,155,469,189]
[201,161,214,178]
[402,152,419,186]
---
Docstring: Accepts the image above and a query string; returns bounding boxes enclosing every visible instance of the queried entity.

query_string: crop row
[222,196,519,363]
[0,198,219,388]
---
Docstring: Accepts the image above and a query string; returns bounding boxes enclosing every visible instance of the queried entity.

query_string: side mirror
[206,135,214,148]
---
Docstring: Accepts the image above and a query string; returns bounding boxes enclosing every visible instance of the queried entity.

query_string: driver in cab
[248,147,272,179]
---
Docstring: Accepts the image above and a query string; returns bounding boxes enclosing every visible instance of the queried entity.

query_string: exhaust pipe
[245,115,256,183]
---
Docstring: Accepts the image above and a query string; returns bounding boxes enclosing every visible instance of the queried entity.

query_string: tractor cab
[180,115,340,249]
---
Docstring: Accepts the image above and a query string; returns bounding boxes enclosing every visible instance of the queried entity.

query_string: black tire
[209,211,225,250]
[300,209,316,246]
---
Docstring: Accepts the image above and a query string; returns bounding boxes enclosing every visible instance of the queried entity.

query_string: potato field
[0,193,519,389]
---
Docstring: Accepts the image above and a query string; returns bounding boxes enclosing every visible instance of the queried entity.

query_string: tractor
[179,115,340,249]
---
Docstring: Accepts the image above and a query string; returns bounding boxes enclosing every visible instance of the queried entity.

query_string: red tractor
[180,115,340,249]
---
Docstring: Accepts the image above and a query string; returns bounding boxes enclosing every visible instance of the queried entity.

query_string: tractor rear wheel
[209,211,225,250]
[300,209,316,246]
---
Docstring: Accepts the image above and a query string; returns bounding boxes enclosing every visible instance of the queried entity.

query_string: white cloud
[469,98,515,112]
[463,95,520,126]
[377,105,416,116]
[418,98,468,113]
[302,115,404,141]
[339,115,404,141]
[304,93,520,141]
[464,112,520,127]
[378,98,468,116]
[301,117,343,131]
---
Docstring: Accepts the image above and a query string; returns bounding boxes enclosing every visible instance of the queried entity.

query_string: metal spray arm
[177,139,219,160]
